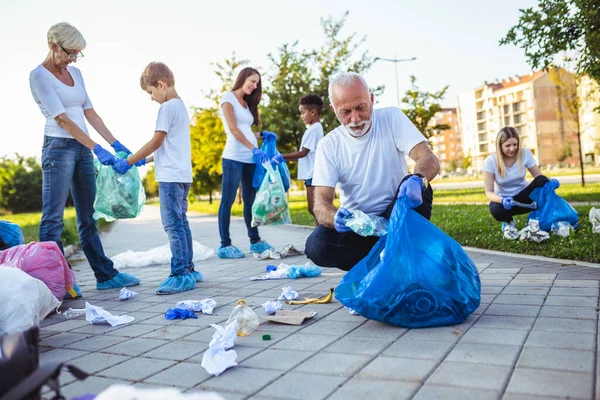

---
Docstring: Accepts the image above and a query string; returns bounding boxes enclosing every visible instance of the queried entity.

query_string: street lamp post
[373,55,417,107]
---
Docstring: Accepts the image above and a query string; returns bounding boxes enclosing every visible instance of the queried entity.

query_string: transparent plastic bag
[251,163,291,227]
[252,134,291,192]
[225,299,260,336]
[551,221,574,237]
[344,210,388,237]
[590,208,600,233]
[93,151,146,221]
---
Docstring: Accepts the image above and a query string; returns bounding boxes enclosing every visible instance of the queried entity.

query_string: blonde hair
[495,126,523,177]
[47,22,86,51]
[140,62,175,90]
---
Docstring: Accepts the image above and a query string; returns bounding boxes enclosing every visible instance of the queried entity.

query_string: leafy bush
[0,155,43,213]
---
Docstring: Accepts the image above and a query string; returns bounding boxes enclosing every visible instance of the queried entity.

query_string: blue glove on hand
[270,154,285,166]
[501,196,515,210]
[111,140,132,155]
[93,145,117,166]
[261,131,278,140]
[398,175,424,208]
[550,178,560,188]
[252,148,269,164]
[112,158,132,174]
[134,158,146,167]
[334,207,352,233]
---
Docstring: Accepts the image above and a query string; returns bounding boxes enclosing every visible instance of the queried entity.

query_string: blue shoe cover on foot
[97,272,141,290]
[156,272,196,295]
[65,283,82,299]
[216,245,245,259]
[250,240,273,253]
[189,269,203,282]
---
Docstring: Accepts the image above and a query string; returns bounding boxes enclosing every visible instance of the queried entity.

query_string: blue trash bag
[528,179,579,232]
[0,220,25,250]
[335,196,481,329]
[252,134,291,192]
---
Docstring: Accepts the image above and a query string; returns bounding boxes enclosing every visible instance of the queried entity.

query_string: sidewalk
[40,206,600,400]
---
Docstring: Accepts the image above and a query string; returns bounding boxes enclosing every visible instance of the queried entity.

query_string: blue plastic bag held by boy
[335,196,481,328]
[252,133,290,192]
[527,179,578,232]
[93,151,146,221]
[0,221,25,250]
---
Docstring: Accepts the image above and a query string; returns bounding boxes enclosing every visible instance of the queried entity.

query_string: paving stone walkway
[40,206,600,400]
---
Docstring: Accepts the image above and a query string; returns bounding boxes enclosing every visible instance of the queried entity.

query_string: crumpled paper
[503,224,520,240]
[250,263,291,281]
[551,221,575,237]
[262,301,283,314]
[165,308,197,320]
[119,287,137,301]
[176,299,217,314]
[278,286,298,301]
[344,210,388,237]
[518,219,550,242]
[590,208,600,233]
[94,384,225,400]
[253,244,304,260]
[202,321,238,376]
[85,302,134,326]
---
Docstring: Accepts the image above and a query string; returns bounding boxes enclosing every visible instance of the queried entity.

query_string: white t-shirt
[219,91,257,163]
[154,98,193,183]
[482,148,537,197]
[298,122,324,180]
[312,107,427,216]
[29,65,93,138]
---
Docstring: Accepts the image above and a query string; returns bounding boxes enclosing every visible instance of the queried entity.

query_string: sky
[0,0,538,159]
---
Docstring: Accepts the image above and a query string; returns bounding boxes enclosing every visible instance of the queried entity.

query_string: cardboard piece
[264,310,317,325]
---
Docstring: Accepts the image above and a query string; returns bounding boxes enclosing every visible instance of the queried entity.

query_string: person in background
[29,22,140,296]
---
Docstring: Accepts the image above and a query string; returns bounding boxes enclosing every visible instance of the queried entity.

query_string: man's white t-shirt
[219,91,257,164]
[482,148,537,197]
[298,122,324,180]
[312,107,427,216]
[154,98,193,183]
[29,65,93,138]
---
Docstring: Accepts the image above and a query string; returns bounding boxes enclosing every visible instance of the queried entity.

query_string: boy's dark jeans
[305,183,433,271]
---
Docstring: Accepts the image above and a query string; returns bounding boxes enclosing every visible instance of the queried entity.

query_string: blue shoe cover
[156,272,196,295]
[216,245,245,259]
[97,272,141,290]
[250,240,274,253]
[190,269,203,282]
[65,283,82,299]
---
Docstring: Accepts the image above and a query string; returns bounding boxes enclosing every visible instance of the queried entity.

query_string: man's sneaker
[250,240,274,253]
[501,220,518,240]
[216,245,245,259]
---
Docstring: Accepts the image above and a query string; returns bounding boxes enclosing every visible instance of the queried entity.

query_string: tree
[0,155,43,213]
[500,0,600,84]
[142,165,158,198]
[401,76,450,139]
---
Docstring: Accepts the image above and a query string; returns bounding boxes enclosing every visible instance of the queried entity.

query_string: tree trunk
[576,119,586,187]
[209,191,213,204]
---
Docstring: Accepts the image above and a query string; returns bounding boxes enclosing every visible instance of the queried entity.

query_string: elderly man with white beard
[304,72,440,271]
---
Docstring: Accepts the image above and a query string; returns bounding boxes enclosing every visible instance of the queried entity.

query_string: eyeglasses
[59,45,84,61]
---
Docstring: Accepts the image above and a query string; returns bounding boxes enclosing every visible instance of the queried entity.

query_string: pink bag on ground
[0,241,75,301]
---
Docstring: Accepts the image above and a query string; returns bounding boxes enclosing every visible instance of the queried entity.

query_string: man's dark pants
[305,184,434,271]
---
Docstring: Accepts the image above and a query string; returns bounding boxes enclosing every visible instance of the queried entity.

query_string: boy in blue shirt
[113,62,200,295]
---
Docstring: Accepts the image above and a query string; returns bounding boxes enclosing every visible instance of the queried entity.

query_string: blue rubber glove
[334,207,352,233]
[112,158,132,174]
[270,154,285,166]
[134,158,146,167]
[501,196,515,210]
[111,140,132,155]
[550,178,560,188]
[398,175,424,208]
[261,131,278,140]
[93,145,117,166]
[252,148,269,164]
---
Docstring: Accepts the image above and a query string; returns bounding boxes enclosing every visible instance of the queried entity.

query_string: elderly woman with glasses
[29,22,140,296]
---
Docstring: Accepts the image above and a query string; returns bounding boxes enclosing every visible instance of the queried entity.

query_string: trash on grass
[165,308,197,320]
[551,221,575,237]
[85,302,134,327]
[119,287,137,301]
[286,288,333,305]
[261,301,283,314]
[253,244,303,260]
[111,241,214,269]
[264,310,317,326]
[278,286,298,301]
[518,219,550,243]
[503,224,519,240]
[590,208,600,233]
[225,300,260,336]
[344,210,388,237]
[176,299,217,314]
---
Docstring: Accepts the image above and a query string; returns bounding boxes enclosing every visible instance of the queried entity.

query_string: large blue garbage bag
[335,196,481,328]
[528,179,578,232]
[252,134,290,192]
[0,220,25,250]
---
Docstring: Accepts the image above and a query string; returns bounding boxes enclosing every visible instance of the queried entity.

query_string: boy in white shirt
[270,94,324,221]
[113,62,199,295]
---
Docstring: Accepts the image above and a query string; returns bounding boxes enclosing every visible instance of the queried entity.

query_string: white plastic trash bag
[0,266,60,335]
[111,241,214,268]
[95,384,225,400]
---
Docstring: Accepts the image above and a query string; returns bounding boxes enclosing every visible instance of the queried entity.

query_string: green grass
[1,207,111,246]
[438,167,600,183]
[434,182,600,204]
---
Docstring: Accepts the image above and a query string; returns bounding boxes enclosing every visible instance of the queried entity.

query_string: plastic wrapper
[551,221,575,238]
[93,151,146,221]
[176,299,217,314]
[528,179,578,232]
[253,244,303,260]
[0,241,75,301]
[252,134,291,192]
[286,264,322,279]
[0,267,60,335]
[503,224,519,240]
[335,196,481,329]
[112,241,214,269]
[225,300,260,336]
[0,220,25,250]
[251,163,291,227]
[85,302,134,326]
[518,219,550,242]
[590,208,600,233]
[344,210,388,237]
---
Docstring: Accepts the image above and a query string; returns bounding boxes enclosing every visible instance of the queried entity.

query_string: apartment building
[429,108,462,170]
[579,76,600,163]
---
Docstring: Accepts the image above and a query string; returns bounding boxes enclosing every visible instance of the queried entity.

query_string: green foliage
[142,166,158,198]
[500,0,600,84]
[0,155,43,213]
[401,76,450,139]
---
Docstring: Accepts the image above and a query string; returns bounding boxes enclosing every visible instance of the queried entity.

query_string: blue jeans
[159,182,193,275]
[218,158,260,247]
[40,136,118,282]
